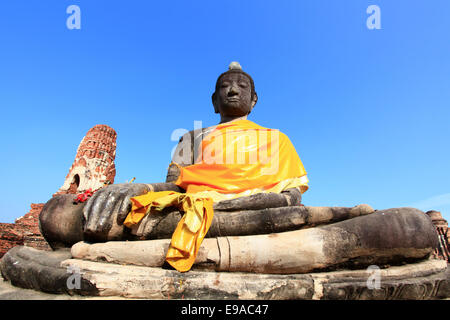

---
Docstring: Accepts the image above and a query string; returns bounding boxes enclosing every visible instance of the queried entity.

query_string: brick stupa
[55,124,117,195]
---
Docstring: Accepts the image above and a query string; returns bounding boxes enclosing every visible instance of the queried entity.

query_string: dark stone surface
[0,280,92,300]
[146,202,373,240]
[149,204,309,240]
[0,246,98,296]
[39,194,85,249]
[319,207,440,270]
[213,188,301,211]
[330,207,439,249]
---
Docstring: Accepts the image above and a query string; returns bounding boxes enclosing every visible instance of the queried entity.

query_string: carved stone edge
[0,246,99,296]
[1,246,448,300]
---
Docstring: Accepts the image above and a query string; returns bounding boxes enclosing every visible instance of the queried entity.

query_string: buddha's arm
[213,187,302,211]
[146,182,184,192]
[165,129,197,183]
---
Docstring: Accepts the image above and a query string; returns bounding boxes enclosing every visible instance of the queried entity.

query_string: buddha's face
[213,72,257,117]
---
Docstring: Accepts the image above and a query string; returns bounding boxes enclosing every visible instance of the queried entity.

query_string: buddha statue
[1,62,446,299]
[39,62,312,248]
[34,61,439,273]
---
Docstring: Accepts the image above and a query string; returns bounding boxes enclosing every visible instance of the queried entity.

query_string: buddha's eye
[239,82,249,88]
[221,82,230,88]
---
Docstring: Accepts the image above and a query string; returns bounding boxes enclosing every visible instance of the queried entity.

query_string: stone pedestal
[0,246,448,300]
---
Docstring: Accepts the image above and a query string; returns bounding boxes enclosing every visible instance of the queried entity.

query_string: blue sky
[0,1,449,223]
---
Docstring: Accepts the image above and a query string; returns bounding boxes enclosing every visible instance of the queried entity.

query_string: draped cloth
[123,191,213,272]
[123,120,309,272]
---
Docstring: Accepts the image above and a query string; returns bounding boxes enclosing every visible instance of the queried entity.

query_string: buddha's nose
[228,84,239,96]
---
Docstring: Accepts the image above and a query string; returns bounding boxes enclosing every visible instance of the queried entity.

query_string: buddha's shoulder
[178,125,218,143]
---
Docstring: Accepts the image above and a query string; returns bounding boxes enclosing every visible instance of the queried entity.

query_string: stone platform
[1,246,448,300]
[0,278,127,300]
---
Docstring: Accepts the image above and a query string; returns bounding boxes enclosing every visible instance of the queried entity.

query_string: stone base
[1,246,448,300]
[0,278,127,300]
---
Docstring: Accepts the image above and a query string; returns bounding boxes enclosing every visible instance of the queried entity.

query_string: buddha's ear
[212,92,219,113]
[250,92,258,110]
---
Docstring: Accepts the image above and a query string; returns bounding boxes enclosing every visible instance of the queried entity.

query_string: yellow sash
[124,191,213,272]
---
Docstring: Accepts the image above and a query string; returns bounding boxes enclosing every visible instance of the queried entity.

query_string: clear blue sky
[0,1,449,223]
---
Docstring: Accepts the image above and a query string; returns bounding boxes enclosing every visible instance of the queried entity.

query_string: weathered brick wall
[0,223,25,258]
[15,203,43,234]
[0,203,51,258]
[17,203,51,252]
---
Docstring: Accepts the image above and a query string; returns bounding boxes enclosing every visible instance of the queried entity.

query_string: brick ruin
[55,124,117,195]
[426,210,450,261]
[0,204,50,257]
[0,125,117,258]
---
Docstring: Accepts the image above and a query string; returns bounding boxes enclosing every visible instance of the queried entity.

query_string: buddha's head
[212,62,258,119]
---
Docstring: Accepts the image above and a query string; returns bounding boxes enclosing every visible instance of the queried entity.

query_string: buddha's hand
[83,183,151,240]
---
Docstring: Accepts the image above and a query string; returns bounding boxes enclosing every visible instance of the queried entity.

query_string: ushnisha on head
[212,62,258,121]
